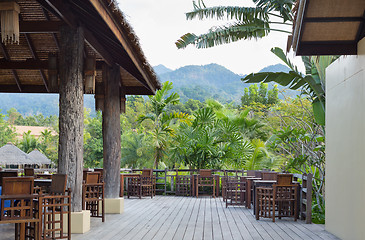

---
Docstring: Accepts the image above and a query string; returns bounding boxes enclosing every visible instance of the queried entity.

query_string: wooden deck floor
[0,196,339,240]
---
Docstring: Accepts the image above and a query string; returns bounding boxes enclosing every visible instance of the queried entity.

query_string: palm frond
[176,20,271,49]
[253,0,294,22]
[186,5,269,22]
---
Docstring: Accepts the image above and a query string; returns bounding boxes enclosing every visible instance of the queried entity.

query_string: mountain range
[0,63,294,116]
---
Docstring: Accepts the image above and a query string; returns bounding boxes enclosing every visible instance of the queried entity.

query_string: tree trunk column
[102,64,121,198]
[58,26,84,212]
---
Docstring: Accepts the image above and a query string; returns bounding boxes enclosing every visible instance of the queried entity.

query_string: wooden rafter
[0,84,152,95]
[24,33,50,92]
[89,0,155,94]
[41,7,60,50]
[0,59,104,70]
[0,41,22,92]
[19,21,63,33]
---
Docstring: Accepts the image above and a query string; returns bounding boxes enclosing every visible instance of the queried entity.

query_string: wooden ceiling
[0,0,160,95]
[292,0,365,55]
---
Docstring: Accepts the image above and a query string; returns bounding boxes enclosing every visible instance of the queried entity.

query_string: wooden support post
[58,25,84,212]
[102,64,121,198]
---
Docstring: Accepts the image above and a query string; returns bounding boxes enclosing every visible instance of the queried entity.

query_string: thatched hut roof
[0,143,35,165]
[28,149,51,165]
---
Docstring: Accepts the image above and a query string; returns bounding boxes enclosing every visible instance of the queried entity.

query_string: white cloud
[118,0,304,75]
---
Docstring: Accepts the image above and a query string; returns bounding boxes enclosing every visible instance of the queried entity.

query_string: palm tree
[19,131,39,153]
[121,131,153,168]
[176,0,294,49]
[138,81,190,168]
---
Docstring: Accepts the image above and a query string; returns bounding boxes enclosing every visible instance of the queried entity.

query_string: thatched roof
[28,149,51,165]
[0,0,160,95]
[0,143,36,165]
[290,0,365,55]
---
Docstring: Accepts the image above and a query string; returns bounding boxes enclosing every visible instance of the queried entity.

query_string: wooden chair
[222,175,239,202]
[277,174,293,185]
[24,168,35,177]
[255,187,275,220]
[272,174,297,222]
[127,176,142,198]
[0,171,18,186]
[262,172,278,180]
[94,168,104,182]
[127,169,154,199]
[1,177,41,240]
[175,170,192,196]
[82,172,105,222]
[225,177,246,208]
[256,176,298,222]
[246,170,256,177]
[34,174,71,240]
[196,169,215,198]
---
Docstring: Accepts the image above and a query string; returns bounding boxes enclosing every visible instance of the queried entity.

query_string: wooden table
[34,179,52,193]
[36,173,52,179]
[192,174,220,197]
[244,177,261,209]
[120,173,141,197]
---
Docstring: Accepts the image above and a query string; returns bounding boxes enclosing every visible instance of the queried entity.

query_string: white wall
[326,37,365,240]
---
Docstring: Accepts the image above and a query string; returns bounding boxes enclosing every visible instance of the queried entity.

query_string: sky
[118,0,304,75]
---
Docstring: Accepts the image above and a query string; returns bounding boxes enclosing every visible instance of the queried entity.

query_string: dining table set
[222,171,300,222]
[0,169,71,240]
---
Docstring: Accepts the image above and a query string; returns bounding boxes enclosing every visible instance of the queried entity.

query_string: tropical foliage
[176,0,294,49]
[243,47,338,125]
[138,81,190,168]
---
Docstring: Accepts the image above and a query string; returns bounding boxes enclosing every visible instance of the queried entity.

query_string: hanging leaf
[312,99,325,126]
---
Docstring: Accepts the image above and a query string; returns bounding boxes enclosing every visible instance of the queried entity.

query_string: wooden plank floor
[0,196,339,240]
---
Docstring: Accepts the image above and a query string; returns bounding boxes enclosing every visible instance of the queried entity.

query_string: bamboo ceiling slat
[302,22,361,42]
[306,0,365,18]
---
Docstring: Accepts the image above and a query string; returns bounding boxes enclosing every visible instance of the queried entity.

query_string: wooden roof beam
[89,0,156,94]
[0,41,22,92]
[19,21,63,33]
[0,59,105,70]
[41,7,60,50]
[0,84,153,95]
[38,0,115,66]
[24,34,50,92]
[83,28,114,66]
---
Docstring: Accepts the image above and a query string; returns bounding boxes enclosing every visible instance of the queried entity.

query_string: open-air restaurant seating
[0,169,71,240]
[0,167,312,239]
[119,168,309,223]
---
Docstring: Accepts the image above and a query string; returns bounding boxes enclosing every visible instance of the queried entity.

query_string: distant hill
[0,93,95,116]
[155,63,294,103]
[0,63,296,116]
[154,64,173,75]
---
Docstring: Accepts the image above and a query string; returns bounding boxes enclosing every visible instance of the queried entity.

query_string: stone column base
[103,198,124,214]
[65,210,90,234]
